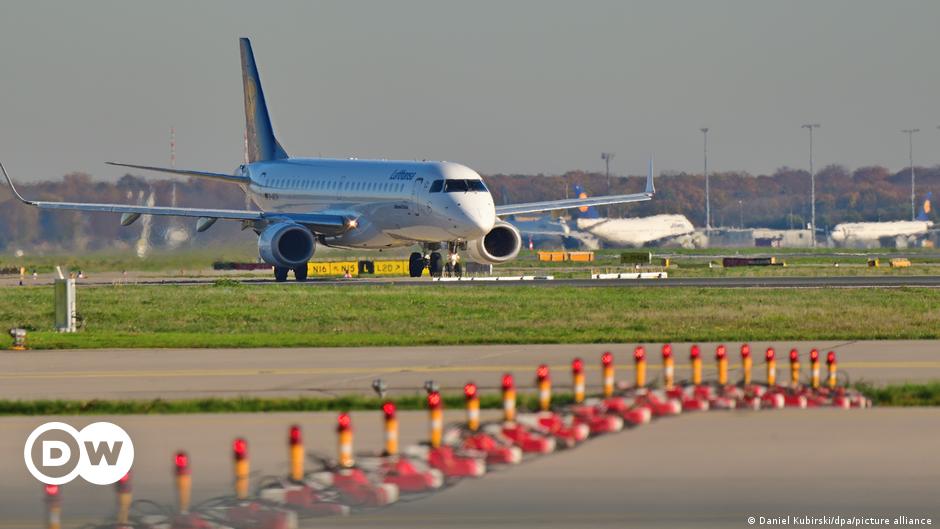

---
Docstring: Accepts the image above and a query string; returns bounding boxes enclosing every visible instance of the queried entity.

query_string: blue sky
[1,0,938,181]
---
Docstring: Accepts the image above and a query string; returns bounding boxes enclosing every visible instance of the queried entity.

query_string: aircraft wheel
[293,264,308,282]
[408,252,424,278]
[274,266,289,282]
[429,252,444,277]
[454,262,463,278]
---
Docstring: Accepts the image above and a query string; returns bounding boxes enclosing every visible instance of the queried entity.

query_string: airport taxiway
[1,341,938,400]
[0,408,937,528]
[5,272,940,288]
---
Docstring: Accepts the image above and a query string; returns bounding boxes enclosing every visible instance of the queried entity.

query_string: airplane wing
[107,162,250,185]
[1,161,355,235]
[495,157,655,217]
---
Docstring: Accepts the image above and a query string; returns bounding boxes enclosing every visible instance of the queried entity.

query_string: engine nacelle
[466,221,522,264]
[258,222,316,268]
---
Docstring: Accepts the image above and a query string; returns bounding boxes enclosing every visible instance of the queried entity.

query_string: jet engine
[258,222,316,267]
[466,221,522,264]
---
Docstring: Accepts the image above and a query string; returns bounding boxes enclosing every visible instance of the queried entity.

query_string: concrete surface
[5,272,940,288]
[1,341,938,400]
[0,408,937,528]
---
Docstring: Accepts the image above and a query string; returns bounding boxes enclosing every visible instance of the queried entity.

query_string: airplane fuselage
[242,158,496,248]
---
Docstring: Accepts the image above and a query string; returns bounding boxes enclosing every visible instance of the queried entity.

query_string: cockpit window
[467,180,488,192]
[429,179,444,192]
[443,180,468,192]
[443,179,488,193]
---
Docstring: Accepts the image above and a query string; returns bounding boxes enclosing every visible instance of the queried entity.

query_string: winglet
[645,154,655,195]
[0,160,34,205]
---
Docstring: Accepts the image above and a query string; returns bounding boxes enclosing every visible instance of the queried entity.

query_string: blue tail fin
[240,38,288,162]
[916,191,932,221]
[572,185,600,219]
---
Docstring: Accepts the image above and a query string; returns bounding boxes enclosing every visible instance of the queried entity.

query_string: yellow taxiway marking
[2,361,939,380]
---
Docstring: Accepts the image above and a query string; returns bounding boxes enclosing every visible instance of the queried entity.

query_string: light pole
[801,124,820,247]
[700,128,710,231]
[601,152,614,217]
[738,199,744,228]
[902,129,919,221]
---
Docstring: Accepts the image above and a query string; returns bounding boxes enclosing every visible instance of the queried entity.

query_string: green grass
[856,382,940,407]
[0,384,936,415]
[0,393,578,416]
[1,284,940,349]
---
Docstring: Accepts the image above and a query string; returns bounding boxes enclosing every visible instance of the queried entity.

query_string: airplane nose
[455,200,495,239]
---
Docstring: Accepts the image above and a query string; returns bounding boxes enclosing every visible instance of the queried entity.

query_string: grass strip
[855,382,940,407]
[3,284,940,349]
[0,384,938,416]
[0,393,578,416]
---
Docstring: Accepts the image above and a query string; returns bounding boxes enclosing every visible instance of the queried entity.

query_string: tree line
[1,165,937,251]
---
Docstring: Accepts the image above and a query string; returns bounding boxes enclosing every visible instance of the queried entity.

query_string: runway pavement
[0,408,937,528]
[5,271,940,288]
[1,341,938,401]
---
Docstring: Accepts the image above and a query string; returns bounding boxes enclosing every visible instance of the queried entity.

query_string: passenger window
[429,180,444,192]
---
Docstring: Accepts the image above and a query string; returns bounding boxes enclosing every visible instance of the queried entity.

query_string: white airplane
[2,38,655,281]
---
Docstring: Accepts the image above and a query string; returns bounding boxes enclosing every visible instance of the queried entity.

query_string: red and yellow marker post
[740,344,752,386]
[716,344,728,386]
[337,413,355,468]
[233,438,249,500]
[601,352,615,398]
[289,425,304,482]
[174,451,192,514]
[571,358,585,404]
[690,345,702,386]
[45,484,61,529]
[765,347,777,387]
[789,348,800,388]
[633,346,647,388]
[536,364,551,411]
[383,402,399,456]
[115,472,132,527]
[464,382,480,431]
[661,344,674,390]
[427,391,444,449]
[809,349,820,389]
[827,351,838,389]
[501,374,516,423]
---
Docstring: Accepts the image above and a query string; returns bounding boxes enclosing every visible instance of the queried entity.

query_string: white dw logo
[24,422,134,485]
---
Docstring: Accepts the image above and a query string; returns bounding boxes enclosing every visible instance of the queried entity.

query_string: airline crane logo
[24,422,134,485]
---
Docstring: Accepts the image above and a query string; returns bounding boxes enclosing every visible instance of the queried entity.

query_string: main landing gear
[409,242,463,278]
[409,252,441,278]
[274,264,309,282]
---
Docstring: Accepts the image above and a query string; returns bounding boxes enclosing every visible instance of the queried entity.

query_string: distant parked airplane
[2,38,654,281]
[830,193,934,248]
[510,185,694,249]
